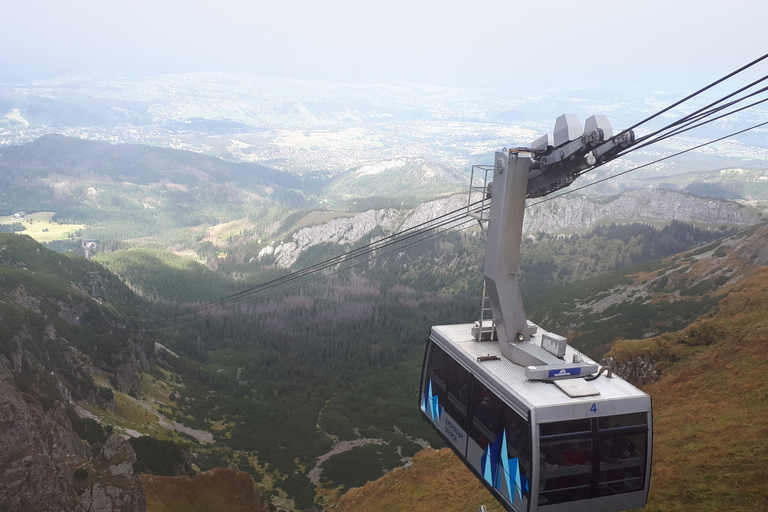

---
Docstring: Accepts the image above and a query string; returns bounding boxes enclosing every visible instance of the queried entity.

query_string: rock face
[524,189,761,233]
[0,237,154,511]
[0,356,146,512]
[601,355,664,387]
[261,189,763,268]
[269,208,402,267]
[73,435,146,512]
[0,356,82,510]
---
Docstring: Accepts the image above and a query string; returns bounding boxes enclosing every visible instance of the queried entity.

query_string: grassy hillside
[328,448,502,512]
[142,467,270,512]
[528,222,768,359]
[94,247,237,303]
[607,267,768,511]
[322,157,467,210]
[0,134,307,241]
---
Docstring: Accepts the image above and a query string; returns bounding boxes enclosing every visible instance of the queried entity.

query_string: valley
[1,73,768,511]
[2,205,767,510]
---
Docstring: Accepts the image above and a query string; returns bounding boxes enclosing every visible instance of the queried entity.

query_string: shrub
[129,436,186,476]
[65,407,108,444]
[98,386,114,401]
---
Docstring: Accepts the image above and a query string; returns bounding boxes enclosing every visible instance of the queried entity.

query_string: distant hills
[3,72,768,180]
[0,135,466,243]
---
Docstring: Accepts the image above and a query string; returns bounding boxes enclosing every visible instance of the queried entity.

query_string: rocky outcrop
[601,354,664,387]
[262,208,404,267]
[524,189,760,233]
[0,235,158,511]
[73,436,146,512]
[0,356,82,510]
[260,189,763,268]
[0,356,146,511]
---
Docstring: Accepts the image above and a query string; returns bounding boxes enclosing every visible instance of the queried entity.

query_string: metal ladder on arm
[467,164,497,342]
[472,279,497,341]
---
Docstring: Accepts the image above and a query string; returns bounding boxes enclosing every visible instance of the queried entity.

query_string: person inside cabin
[602,436,636,464]
[473,390,500,448]
[475,392,495,425]
[561,440,590,466]
[601,435,637,491]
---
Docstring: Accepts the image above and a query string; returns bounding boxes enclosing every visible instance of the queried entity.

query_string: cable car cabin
[420,323,652,512]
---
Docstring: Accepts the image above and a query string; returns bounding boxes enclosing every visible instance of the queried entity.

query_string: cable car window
[539,413,648,506]
[468,383,532,505]
[540,418,591,437]
[596,413,648,497]
[424,344,471,430]
[469,383,502,448]
[598,412,646,429]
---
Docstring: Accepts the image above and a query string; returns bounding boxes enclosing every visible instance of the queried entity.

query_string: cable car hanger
[473,113,633,382]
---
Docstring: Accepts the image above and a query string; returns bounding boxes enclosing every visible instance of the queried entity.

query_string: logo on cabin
[421,379,443,422]
[548,367,581,378]
[481,430,529,504]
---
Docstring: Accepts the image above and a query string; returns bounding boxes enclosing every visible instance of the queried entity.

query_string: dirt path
[124,393,214,443]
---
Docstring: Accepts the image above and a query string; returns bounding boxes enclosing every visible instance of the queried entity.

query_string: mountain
[251,189,761,270]
[0,136,476,245]
[0,233,153,510]
[528,222,768,359]
[0,134,307,240]
[0,233,282,510]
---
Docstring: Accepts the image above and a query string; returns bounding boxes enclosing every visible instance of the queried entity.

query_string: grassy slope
[0,211,86,242]
[94,247,236,303]
[527,223,768,359]
[142,467,269,512]
[609,267,768,511]
[328,448,502,512]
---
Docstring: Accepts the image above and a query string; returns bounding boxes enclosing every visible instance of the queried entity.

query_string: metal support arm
[483,151,561,366]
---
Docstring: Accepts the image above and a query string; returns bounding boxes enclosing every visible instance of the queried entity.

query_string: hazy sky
[2,0,767,88]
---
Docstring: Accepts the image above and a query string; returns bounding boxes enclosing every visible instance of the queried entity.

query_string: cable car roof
[431,323,650,414]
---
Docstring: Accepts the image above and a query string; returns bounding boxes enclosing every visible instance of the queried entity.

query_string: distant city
[2,72,768,189]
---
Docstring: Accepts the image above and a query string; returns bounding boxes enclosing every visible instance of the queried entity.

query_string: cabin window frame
[537,412,649,506]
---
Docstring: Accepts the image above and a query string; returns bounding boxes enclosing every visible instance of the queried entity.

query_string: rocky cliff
[523,188,761,233]
[0,356,145,512]
[261,189,763,268]
[0,234,153,511]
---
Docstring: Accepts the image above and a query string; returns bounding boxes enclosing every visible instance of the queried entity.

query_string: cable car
[420,323,652,511]
[420,119,652,511]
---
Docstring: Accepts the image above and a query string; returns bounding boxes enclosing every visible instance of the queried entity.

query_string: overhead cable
[623,52,768,134]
